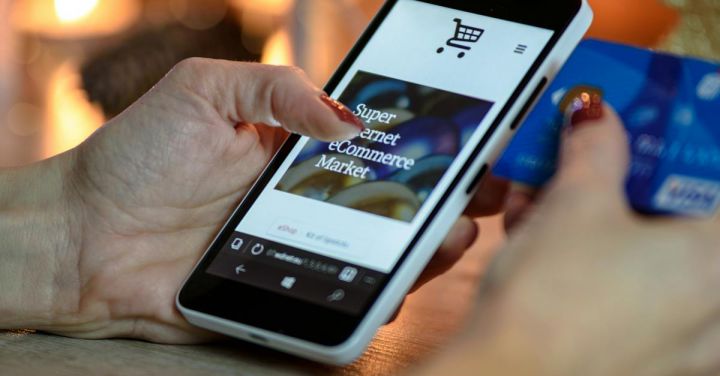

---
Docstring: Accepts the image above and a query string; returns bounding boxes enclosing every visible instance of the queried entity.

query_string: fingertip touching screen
[206,0,553,315]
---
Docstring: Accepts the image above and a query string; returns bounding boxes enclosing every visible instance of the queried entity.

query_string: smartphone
[178,0,592,365]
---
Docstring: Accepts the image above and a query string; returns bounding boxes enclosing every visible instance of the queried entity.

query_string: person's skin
[420,106,720,375]
[0,59,508,343]
[4,59,719,375]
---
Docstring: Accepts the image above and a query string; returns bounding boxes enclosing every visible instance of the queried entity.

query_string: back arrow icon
[235,265,247,274]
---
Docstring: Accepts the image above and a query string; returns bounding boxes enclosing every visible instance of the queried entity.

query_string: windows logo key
[437,18,484,59]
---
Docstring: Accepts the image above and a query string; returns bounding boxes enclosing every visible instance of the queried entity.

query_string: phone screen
[204,0,553,315]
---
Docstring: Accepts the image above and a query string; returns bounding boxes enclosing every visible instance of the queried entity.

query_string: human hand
[422,105,720,376]
[18,59,506,343]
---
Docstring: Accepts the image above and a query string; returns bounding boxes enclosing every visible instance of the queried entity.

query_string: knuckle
[172,57,212,74]
[286,65,308,77]
[270,65,309,82]
[255,65,297,93]
[166,58,218,85]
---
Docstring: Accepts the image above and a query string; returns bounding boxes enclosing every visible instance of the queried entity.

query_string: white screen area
[235,0,553,273]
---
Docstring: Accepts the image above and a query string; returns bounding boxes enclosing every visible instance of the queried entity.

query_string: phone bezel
[179,0,583,346]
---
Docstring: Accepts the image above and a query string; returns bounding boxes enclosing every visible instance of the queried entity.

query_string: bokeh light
[12,0,139,39]
[54,0,99,23]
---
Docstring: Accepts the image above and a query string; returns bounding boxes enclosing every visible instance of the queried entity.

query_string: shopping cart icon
[436,18,484,59]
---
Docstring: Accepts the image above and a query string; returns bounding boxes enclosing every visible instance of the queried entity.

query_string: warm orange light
[12,0,140,39]
[233,0,294,16]
[586,0,679,47]
[54,0,99,23]
[262,29,294,66]
[231,0,295,53]
[44,63,104,158]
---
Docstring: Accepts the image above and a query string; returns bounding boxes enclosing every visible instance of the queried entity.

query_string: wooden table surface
[0,218,505,376]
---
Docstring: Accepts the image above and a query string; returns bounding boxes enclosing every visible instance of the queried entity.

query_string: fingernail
[561,86,604,129]
[319,94,365,131]
[266,116,282,128]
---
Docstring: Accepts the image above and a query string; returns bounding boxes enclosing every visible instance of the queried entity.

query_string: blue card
[495,39,720,217]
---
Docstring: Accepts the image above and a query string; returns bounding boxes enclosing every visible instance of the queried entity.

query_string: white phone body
[178,0,593,366]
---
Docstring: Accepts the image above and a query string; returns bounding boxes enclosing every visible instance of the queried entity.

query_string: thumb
[166,58,365,142]
[554,102,630,199]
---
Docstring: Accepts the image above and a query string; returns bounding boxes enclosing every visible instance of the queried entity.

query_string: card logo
[654,175,720,217]
[697,72,720,101]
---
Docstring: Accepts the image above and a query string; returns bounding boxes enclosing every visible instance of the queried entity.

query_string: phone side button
[509,76,548,131]
[465,164,489,195]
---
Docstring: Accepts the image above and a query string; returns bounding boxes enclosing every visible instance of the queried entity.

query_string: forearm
[0,153,79,328]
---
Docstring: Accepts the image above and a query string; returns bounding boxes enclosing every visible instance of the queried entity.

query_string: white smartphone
[178,0,592,365]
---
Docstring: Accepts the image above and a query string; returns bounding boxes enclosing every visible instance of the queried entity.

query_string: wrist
[0,151,81,329]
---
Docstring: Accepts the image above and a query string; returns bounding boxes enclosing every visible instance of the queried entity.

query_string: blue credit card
[495,39,720,217]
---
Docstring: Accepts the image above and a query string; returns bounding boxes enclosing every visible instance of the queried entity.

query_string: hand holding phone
[178,0,593,364]
[5,57,497,347]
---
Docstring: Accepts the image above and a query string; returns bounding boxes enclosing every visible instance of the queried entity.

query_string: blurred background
[0,0,718,168]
